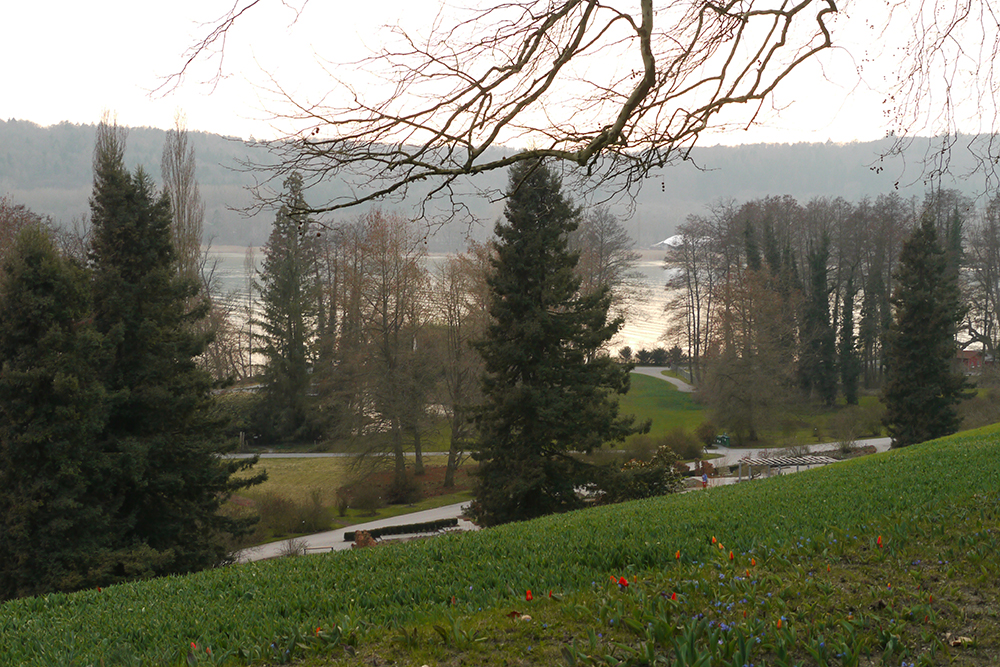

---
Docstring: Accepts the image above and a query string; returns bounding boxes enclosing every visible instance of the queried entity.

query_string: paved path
[236,501,476,562]
[631,366,694,392]
[706,437,892,467]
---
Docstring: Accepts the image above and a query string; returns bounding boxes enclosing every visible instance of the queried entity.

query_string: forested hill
[0,118,982,250]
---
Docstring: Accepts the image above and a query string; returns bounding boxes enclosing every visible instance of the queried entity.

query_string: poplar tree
[473,160,645,526]
[882,215,969,447]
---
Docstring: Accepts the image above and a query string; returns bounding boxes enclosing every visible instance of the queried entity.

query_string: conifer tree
[88,118,261,579]
[254,172,319,441]
[799,234,837,406]
[882,215,969,447]
[839,275,861,405]
[0,226,115,599]
[472,160,646,526]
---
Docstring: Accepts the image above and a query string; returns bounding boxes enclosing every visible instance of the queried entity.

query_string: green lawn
[619,372,704,439]
[4,424,999,665]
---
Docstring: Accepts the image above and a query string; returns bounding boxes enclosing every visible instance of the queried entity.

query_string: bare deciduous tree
[568,206,644,322]
[433,242,492,487]
[162,113,206,286]
[171,0,840,218]
[0,198,47,265]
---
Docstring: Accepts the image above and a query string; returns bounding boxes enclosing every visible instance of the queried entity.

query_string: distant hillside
[0,118,983,250]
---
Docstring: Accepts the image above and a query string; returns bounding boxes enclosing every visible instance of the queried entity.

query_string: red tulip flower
[526,589,533,602]
[619,576,628,588]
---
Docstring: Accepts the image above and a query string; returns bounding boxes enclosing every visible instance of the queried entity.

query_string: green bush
[660,428,703,460]
[624,434,658,462]
[596,446,683,504]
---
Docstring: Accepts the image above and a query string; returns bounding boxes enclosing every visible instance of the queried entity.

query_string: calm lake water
[207,248,676,352]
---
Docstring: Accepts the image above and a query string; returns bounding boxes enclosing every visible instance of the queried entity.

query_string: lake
[206,247,677,353]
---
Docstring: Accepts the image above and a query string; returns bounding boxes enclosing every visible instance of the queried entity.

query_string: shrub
[650,347,669,365]
[958,388,1000,431]
[299,489,329,534]
[386,473,422,505]
[254,492,300,538]
[694,421,717,447]
[660,428,703,460]
[596,446,683,504]
[624,435,658,462]
[353,485,383,516]
[335,486,351,517]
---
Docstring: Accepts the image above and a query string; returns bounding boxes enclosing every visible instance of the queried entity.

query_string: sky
[2,1,993,146]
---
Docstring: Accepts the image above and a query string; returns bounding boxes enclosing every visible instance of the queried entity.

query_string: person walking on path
[702,470,708,489]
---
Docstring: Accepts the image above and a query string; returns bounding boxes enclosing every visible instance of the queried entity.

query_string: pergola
[736,455,839,482]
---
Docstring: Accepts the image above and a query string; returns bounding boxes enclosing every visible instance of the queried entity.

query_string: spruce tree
[88,119,261,580]
[882,215,969,447]
[473,160,645,526]
[254,172,319,442]
[0,226,115,599]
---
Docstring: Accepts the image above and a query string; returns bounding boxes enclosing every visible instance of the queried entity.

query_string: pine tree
[88,119,261,580]
[472,160,646,526]
[882,215,969,447]
[0,226,115,599]
[254,172,319,441]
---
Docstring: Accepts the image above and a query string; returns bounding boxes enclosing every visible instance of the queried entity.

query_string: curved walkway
[631,366,694,392]
[235,501,476,563]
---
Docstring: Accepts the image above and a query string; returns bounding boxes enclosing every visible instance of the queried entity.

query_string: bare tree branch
[175,0,839,219]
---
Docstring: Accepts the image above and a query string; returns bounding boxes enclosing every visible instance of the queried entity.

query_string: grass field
[618,372,704,439]
[3,423,999,665]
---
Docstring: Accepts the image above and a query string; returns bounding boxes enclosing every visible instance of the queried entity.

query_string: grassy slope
[3,426,1000,665]
[618,372,704,439]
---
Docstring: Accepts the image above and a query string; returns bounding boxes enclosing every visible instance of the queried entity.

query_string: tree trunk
[444,412,463,488]
[411,426,424,476]
[392,418,406,488]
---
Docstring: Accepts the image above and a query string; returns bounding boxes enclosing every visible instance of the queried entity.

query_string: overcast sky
[2,2,990,145]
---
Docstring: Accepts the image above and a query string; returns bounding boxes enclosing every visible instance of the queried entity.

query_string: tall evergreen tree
[254,172,319,441]
[799,234,837,406]
[882,215,969,447]
[89,118,261,580]
[839,275,861,405]
[472,160,646,526]
[0,226,116,599]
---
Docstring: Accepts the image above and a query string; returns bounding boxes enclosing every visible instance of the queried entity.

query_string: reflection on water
[207,249,676,352]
